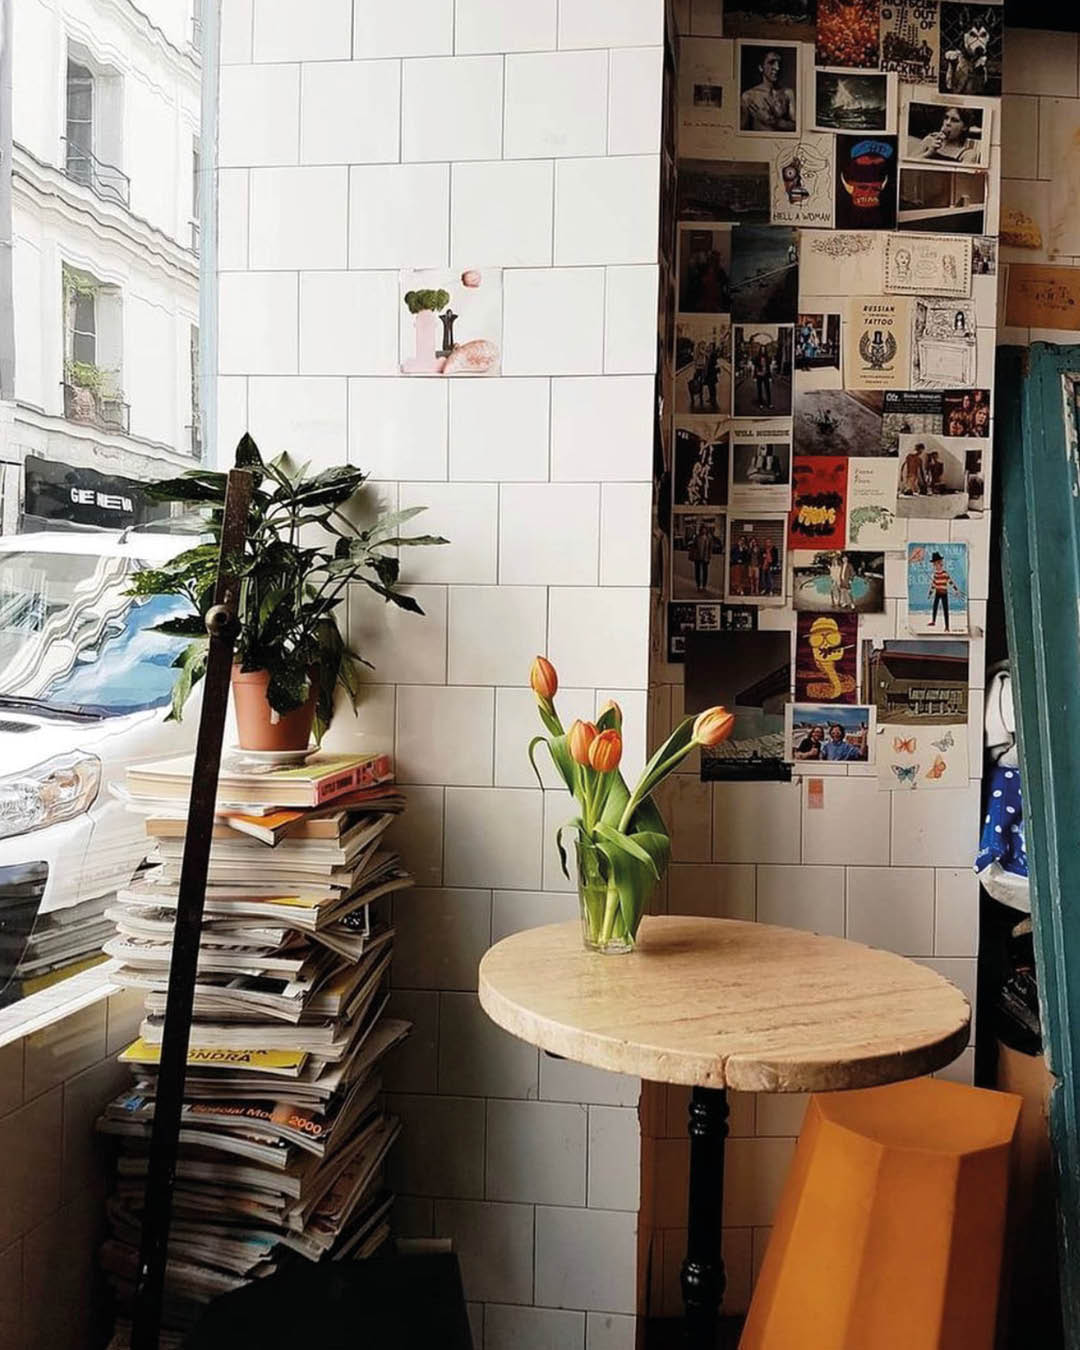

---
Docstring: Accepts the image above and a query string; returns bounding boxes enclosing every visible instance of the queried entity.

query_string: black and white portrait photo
[903,101,990,168]
[738,42,799,136]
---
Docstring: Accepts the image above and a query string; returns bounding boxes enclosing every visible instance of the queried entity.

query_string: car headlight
[0,753,102,841]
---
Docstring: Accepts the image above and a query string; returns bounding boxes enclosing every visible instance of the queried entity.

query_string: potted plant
[528,657,734,953]
[128,435,446,752]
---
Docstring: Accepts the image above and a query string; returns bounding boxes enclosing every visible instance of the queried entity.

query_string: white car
[0,530,199,998]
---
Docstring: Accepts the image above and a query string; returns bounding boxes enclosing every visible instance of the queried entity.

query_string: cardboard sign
[1005,265,1080,332]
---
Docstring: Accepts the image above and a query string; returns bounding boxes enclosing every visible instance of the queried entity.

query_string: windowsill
[0,958,122,1050]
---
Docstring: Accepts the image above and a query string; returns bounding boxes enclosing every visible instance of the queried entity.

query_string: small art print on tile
[770,135,836,228]
[911,297,977,390]
[880,0,941,83]
[787,702,875,768]
[789,455,848,551]
[725,514,787,605]
[816,0,881,69]
[737,41,800,136]
[846,459,906,550]
[814,70,895,136]
[862,638,969,723]
[796,611,859,703]
[685,630,792,781]
[884,233,973,298]
[792,548,886,614]
[835,136,900,232]
[939,1,1003,98]
[399,269,501,376]
[845,297,911,391]
[906,540,969,635]
[877,721,968,789]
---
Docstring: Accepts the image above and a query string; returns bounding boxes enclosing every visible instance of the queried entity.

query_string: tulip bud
[568,720,598,766]
[692,707,735,747]
[597,699,623,728]
[588,728,623,773]
[530,656,558,702]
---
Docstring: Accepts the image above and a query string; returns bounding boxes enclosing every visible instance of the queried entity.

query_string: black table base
[680,1086,730,1349]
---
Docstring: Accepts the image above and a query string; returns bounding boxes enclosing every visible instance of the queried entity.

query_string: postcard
[882,389,943,451]
[939,2,1003,97]
[862,638,969,722]
[677,224,733,314]
[942,388,990,437]
[884,233,973,297]
[796,612,859,703]
[799,231,887,296]
[971,237,996,276]
[897,166,986,235]
[675,315,732,415]
[685,630,791,781]
[787,703,875,768]
[678,158,772,224]
[906,540,969,635]
[667,601,757,663]
[845,297,912,391]
[794,388,885,457]
[721,0,815,42]
[725,514,787,605]
[897,433,984,519]
[911,297,977,389]
[795,312,842,390]
[736,41,800,137]
[1005,265,1080,331]
[672,509,726,602]
[846,459,907,549]
[793,549,886,614]
[730,225,799,323]
[816,0,880,68]
[877,722,968,789]
[399,268,502,376]
[789,456,848,551]
[674,421,730,510]
[835,136,899,232]
[679,38,736,157]
[902,100,990,170]
[814,70,896,135]
[881,1,941,83]
[732,325,794,417]
[729,421,792,514]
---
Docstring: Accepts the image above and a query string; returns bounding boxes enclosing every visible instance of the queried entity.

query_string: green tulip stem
[617,738,700,834]
[599,878,621,946]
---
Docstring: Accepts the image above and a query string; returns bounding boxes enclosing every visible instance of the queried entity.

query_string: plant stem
[599,880,621,946]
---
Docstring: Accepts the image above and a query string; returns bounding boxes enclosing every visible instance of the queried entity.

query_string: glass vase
[576,838,644,955]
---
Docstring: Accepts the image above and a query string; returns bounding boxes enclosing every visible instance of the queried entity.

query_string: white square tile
[383,990,439,1093]
[1003,28,1078,96]
[588,1106,641,1211]
[444,787,544,888]
[491,889,582,941]
[217,169,249,270]
[609,46,663,155]
[386,1093,485,1197]
[486,1099,587,1205]
[219,64,299,167]
[934,868,979,957]
[323,678,396,758]
[712,781,802,864]
[548,586,650,688]
[348,582,447,684]
[349,164,450,269]
[439,992,540,1097]
[504,50,609,159]
[447,585,548,685]
[348,378,448,479]
[219,272,298,375]
[449,378,551,481]
[600,483,651,586]
[254,0,350,60]
[246,376,347,466]
[392,887,492,989]
[395,685,495,785]
[535,1206,637,1314]
[550,376,654,480]
[653,775,712,863]
[249,166,348,269]
[801,777,891,866]
[667,863,756,920]
[451,160,554,269]
[220,0,253,63]
[217,377,248,456]
[543,788,579,892]
[300,272,398,376]
[757,865,845,937]
[558,0,663,47]
[398,482,498,583]
[556,156,659,267]
[605,266,659,374]
[846,866,935,956]
[891,783,981,868]
[485,1305,586,1350]
[455,0,557,52]
[300,59,400,164]
[1001,95,1039,181]
[587,1313,636,1350]
[503,268,606,376]
[499,483,600,585]
[385,784,444,886]
[540,1054,640,1106]
[432,1200,535,1305]
[353,0,454,56]
[495,686,595,788]
[401,56,504,162]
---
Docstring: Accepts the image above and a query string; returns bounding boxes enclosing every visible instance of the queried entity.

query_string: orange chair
[740,1077,1022,1350]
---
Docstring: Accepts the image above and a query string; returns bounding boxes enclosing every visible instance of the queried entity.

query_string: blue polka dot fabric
[976,765,1027,877]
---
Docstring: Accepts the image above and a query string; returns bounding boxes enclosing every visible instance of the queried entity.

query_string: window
[62,46,129,208]
[191,138,201,253]
[64,61,94,188]
[70,289,96,366]
[62,265,127,434]
[189,324,201,456]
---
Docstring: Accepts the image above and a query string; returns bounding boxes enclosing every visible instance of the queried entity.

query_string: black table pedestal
[680,1086,730,1349]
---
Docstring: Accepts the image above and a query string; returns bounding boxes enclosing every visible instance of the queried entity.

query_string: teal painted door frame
[998,343,1080,1343]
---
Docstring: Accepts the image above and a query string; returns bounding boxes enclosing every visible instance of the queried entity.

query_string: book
[126,752,394,809]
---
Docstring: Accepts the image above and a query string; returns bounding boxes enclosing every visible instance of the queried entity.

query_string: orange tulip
[530,656,558,701]
[692,707,735,747]
[588,728,623,773]
[568,719,598,766]
[598,699,623,728]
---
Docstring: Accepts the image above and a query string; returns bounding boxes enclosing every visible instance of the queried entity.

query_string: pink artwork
[400,269,502,376]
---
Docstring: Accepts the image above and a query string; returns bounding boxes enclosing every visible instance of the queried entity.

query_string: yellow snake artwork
[804,616,856,699]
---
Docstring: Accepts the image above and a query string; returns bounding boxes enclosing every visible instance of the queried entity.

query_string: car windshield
[0,549,191,717]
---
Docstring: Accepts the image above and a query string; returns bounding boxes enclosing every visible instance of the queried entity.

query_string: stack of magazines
[97,750,412,1338]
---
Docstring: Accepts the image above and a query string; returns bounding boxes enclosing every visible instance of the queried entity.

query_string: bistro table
[478,915,971,1350]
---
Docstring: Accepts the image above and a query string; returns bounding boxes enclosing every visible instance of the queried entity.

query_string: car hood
[0,708,160,776]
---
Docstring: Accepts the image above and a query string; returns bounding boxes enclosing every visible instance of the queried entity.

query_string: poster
[787,703,875,767]
[725,514,787,604]
[877,722,969,789]
[677,224,732,313]
[789,456,848,550]
[399,269,502,375]
[675,315,732,414]
[939,2,1003,98]
[846,458,907,548]
[896,433,984,519]
[799,231,887,296]
[910,297,977,389]
[796,612,859,703]
[679,38,736,156]
[794,388,885,457]
[881,388,943,451]
[880,1,941,82]
[769,134,836,228]
[736,41,800,136]
[942,389,990,437]
[673,421,730,510]
[845,297,912,391]
[685,630,792,781]
[792,549,886,613]
[816,0,881,68]
[729,420,792,513]
[730,225,799,322]
[732,325,794,416]
[884,233,973,297]
[835,136,899,232]
[668,601,757,662]
[906,540,969,634]
[678,158,772,224]
[721,0,816,42]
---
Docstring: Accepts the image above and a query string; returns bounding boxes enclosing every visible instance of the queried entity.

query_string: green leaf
[361,579,424,613]
[167,640,207,723]
[233,433,264,471]
[555,820,586,883]
[368,506,428,537]
[148,614,205,637]
[376,534,450,548]
[594,821,659,880]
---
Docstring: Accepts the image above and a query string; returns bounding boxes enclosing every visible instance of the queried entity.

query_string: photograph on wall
[729,420,792,513]
[881,1,941,83]
[902,100,990,169]
[799,230,886,296]
[835,136,900,232]
[862,638,969,722]
[675,316,732,414]
[730,225,799,322]
[910,297,977,389]
[721,0,816,42]
[877,721,968,789]
[677,224,733,313]
[674,421,730,509]
[399,269,502,376]
[787,703,874,766]
[794,388,885,456]
[678,158,772,223]
[884,233,973,297]
[897,167,986,234]
[971,235,997,276]
[795,313,842,376]
[796,612,859,703]
[679,38,736,156]
[736,41,800,136]
[942,388,990,437]
[897,433,984,518]
[882,388,943,451]
[732,325,794,416]
[814,70,895,135]
[939,2,1003,97]
[906,540,969,634]
[789,455,848,551]
[725,515,787,604]
[816,0,881,68]
[685,630,792,781]
[769,135,836,228]
[667,601,758,663]
[672,510,726,601]
[844,296,912,391]
[792,549,886,613]
[846,458,907,548]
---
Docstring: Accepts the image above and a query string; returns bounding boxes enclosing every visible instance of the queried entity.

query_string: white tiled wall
[216,2,660,1343]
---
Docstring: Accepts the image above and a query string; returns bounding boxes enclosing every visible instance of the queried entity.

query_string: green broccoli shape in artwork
[848,505,895,544]
[403,289,451,315]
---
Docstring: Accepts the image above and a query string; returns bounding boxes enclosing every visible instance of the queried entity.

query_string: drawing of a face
[895,248,911,275]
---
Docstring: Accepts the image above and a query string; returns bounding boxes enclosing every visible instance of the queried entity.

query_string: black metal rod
[130,467,253,1350]
[680,1086,730,1350]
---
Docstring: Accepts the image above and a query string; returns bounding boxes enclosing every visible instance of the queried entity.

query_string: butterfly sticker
[931,730,954,752]
[893,736,917,754]
[891,763,919,786]
[925,755,947,780]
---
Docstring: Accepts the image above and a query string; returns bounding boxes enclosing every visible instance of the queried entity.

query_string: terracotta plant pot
[231,667,317,752]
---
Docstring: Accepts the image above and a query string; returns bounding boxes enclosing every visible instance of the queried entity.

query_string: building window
[62,265,128,434]
[191,138,201,254]
[62,46,130,209]
[189,325,202,457]
[64,61,94,188]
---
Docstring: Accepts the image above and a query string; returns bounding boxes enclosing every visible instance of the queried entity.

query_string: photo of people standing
[672,509,725,601]
[733,326,794,416]
[678,225,732,313]
[788,704,873,764]
[675,317,732,414]
[725,516,786,603]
